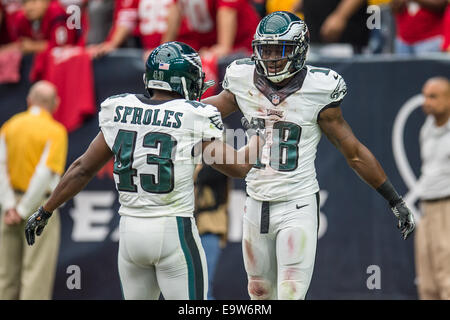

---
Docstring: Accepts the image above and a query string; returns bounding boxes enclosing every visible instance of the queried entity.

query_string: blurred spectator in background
[14,0,96,132]
[58,0,89,46]
[442,0,450,51]
[1,0,22,39]
[203,0,260,59]
[301,0,369,56]
[88,0,173,59]
[0,2,21,84]
[163,0,260,59]
[366,0,396,54]
[161,0,259,99]
[162,0,218,53]
[15,0,79,54]
[391,0,446,54]
[86,0,114,45]
[251,0,266,17]
[0,81,68,300]
[266,0,303,17]
[0,1,13,45]
[194,164,230,300]
[415,76,450,300]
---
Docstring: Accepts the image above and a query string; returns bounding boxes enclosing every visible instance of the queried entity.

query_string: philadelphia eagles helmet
[252,11,309,83]
[144,41,214,101]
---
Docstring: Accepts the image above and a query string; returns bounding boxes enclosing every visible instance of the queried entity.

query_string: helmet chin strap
[143,73,147,87]
[181,77,190,100]
[263,60,294,83]
[267,67,302,83]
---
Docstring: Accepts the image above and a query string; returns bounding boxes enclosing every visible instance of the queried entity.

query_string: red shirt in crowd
[0,2,12,45]
[395,3,444,44]
[217,0,259,52]
[41,47,96,132]
[15,0,78,48]
[176,0,259,53]
[442,4,450,51]
[108,0,139,40]
[110,0,174,49]
[176,0,218,51]
[1,0,21,41]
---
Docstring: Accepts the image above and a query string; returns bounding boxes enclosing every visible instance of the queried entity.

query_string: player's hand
[241,117,266,143]
[391,199,415,240]
[25,206,52,246]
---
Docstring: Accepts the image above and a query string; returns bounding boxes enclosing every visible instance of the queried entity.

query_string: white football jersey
[223,58,347,201]
[99,94,224,217]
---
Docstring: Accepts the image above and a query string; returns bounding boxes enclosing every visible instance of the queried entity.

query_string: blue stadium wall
[1,52,449,299]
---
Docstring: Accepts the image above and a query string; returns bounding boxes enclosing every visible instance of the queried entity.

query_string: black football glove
[25,206,52,246]
[391,199,415,240]
[241,117,266,143]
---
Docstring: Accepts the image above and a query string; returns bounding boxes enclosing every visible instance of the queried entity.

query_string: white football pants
[118,215,207,300]
[242,193,319,300]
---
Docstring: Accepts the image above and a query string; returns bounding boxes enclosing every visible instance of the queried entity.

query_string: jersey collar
[28,105,52,118]
[253,68,307,106]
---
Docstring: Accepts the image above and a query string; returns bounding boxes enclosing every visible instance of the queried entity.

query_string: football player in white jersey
[24,41,264,300]
[203,11,416,300]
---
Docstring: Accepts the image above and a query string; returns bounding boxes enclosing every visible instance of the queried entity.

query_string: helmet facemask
[251,11,310,84]
[253,38,308,83]
[179,69,206,101]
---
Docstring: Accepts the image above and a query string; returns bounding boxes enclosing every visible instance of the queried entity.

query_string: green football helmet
[252,11,309,83]
[143,41,213,101]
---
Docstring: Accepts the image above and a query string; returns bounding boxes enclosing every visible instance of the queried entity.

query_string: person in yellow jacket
[0,81,68,300]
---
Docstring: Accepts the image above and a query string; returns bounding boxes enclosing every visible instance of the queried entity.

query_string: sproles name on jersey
[223,58,347,202]
[99,93,224,218]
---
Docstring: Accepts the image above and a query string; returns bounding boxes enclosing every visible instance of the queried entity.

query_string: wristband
[376,179,402,207]
[40,206,53,218]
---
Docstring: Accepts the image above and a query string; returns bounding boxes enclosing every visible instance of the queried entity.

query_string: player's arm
[25,132,114,245]
[318,107,387,188]
[201,134,263,179]
[202,89,239,119]
[318,106,415,239]
[199,117,265,178]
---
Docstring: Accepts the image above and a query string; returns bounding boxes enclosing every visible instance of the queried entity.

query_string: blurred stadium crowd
[0,0,449,90]
[1,0,449,130]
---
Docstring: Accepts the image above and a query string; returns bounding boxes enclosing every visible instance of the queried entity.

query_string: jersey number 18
[254,121,302,171]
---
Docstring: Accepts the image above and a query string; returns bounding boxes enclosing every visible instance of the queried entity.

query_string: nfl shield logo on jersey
[271,94,280,105]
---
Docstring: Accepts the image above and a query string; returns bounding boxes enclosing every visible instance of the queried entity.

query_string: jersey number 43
[112,129,177,194]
